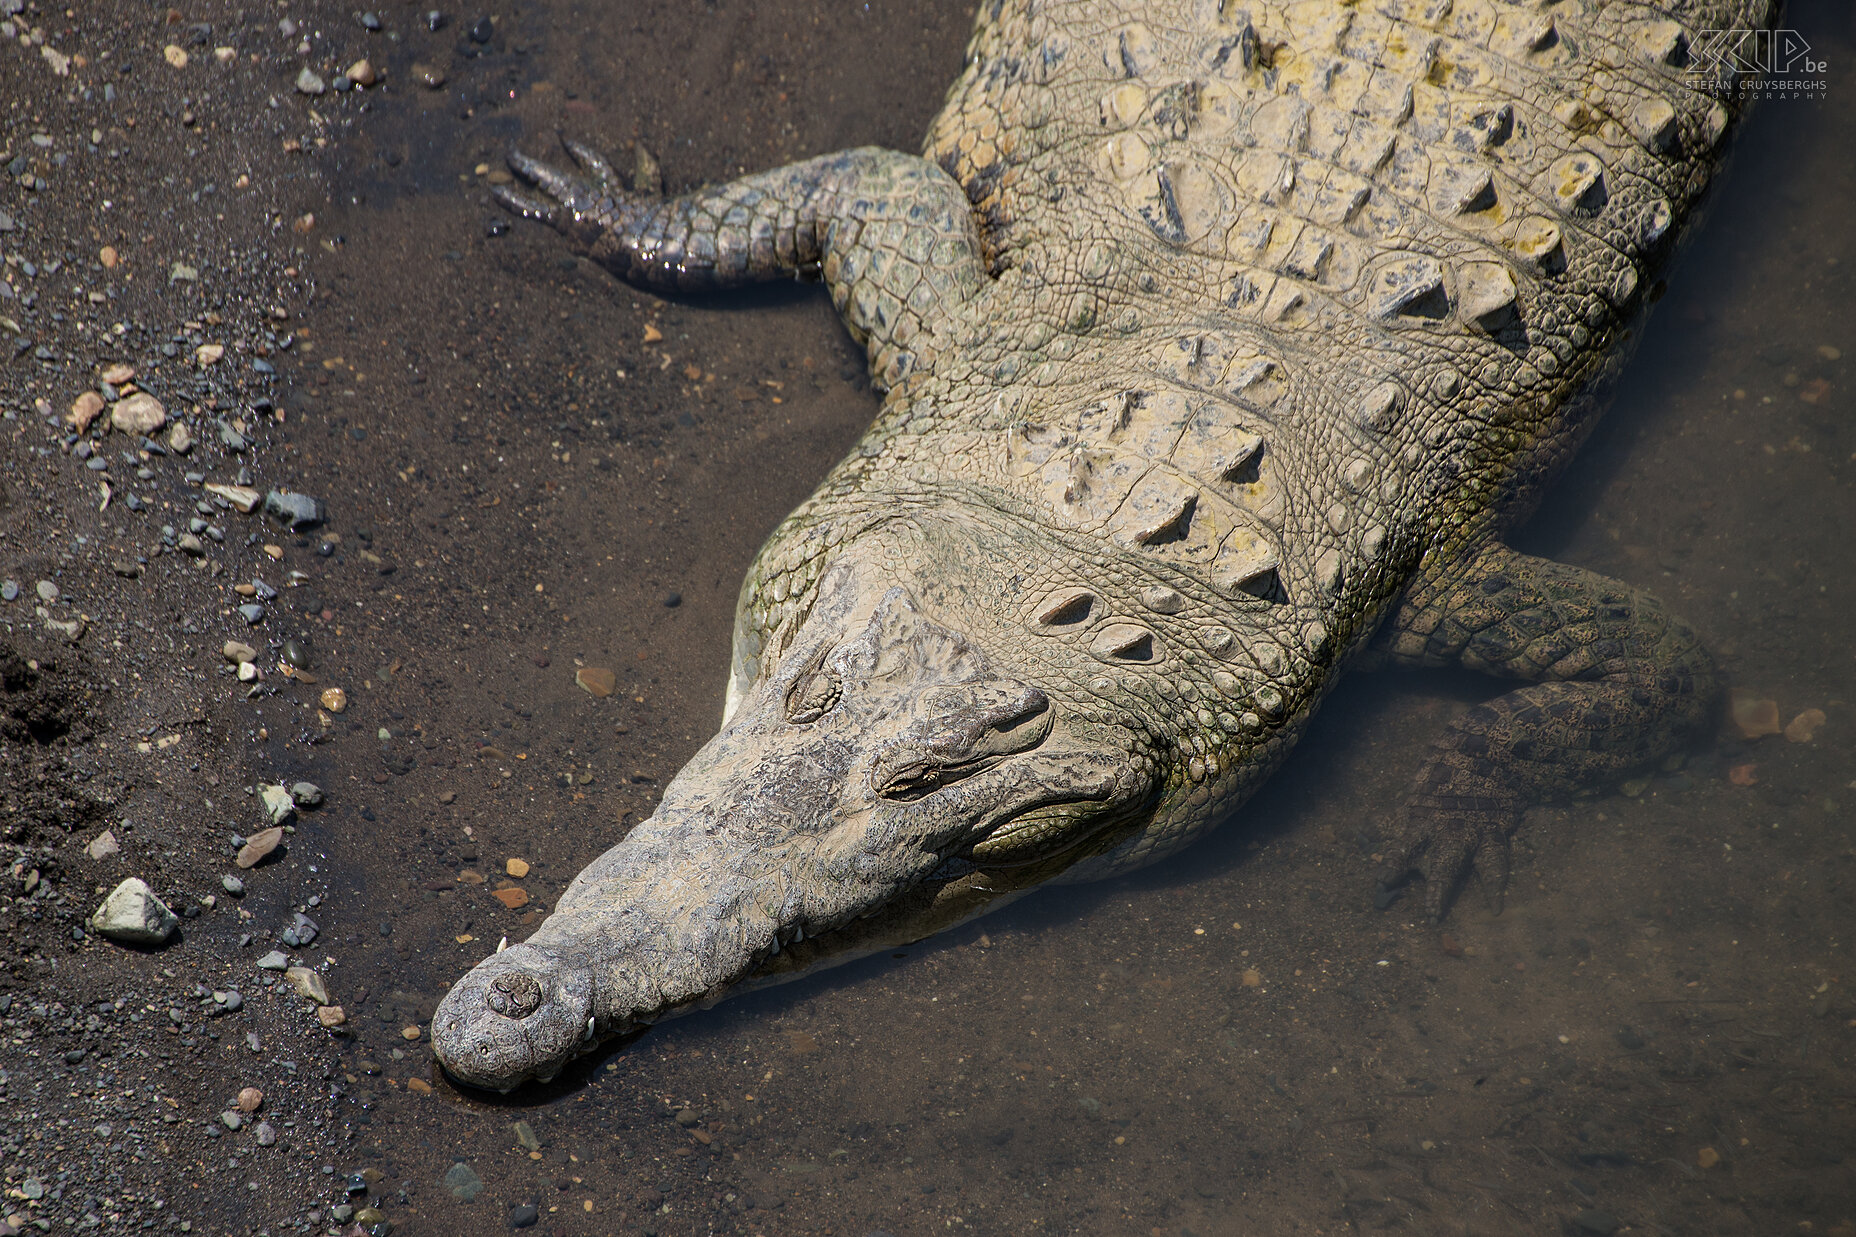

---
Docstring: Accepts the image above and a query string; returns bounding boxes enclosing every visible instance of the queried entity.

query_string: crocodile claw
[1376,809,1514,923]
[499,145,627,247]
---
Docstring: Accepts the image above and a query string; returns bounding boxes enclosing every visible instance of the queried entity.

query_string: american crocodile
[431,0,1757,1090]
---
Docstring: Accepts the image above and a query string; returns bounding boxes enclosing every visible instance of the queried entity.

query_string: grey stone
[263,489,325,530]
[88,878,179,945]
[256,950,289,971]
[442,1161,483,1202]
[295,67,325,95]
[289,781,325,808]
[237,603,266,625]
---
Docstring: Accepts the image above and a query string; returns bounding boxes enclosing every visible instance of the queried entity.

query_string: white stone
[89,878,178,945]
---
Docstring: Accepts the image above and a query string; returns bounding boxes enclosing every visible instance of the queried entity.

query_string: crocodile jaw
[432,554,1141,1091]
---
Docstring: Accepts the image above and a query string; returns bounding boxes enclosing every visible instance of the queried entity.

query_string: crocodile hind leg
[1371,541,1719,921]
[494,140,988,390]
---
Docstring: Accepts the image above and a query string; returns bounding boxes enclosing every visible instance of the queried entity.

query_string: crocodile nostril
[486,972,544,1019]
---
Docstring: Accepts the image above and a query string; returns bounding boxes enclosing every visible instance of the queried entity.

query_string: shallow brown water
[2,1,1853,1234]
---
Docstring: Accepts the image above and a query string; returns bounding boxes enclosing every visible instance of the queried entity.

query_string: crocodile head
[433,517,1159,1090]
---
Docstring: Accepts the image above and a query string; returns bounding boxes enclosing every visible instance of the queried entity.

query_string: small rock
[237,662,260,683]
[35,579,58,603]
[263,489,326,530]
[295,67,326,94]
[238,602,267,625]
[222,639,258,664]
[1697,1146,1721,1169]
[195,343,225,366]
[491,887,529,910]
[505,857,530,878]
[1571,1210,1620,1236]
[235,826,284,868]
[290,781,325,808]
[470,15,494,42]
[410,61,446,88]
[256,950,289,971]
[1729,688,1782,739]
[167,421,194,454]
[237,1086,264,1112]
[1,581,17,602]
[575,666,615,698]
[401,1024,422,1041]
[320,687,348,713]
[663,591,682,608]
[259,784,297,826]
[407,1077,433,1094]
[284,966,330,1005]
[163,43,189,68]
[67,390,105,431]
[220,1110,241,1130]
[674,1108,701,1128]
[316,1004,347,1028]
[512,1121,542,1151]
[89,878,179,946]
[347,58,377,86]
[177,533,206,557]
[443,1161,483,1202]
[204,482,261,512]
[221,874,245,896]
[110,392,167,435]
[86,830,120,860]
[100,362,135,385]
[255,1121,277,1146]
[1785,708,1827,743]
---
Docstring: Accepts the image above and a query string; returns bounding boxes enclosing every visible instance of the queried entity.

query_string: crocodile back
[918,0,1765,575]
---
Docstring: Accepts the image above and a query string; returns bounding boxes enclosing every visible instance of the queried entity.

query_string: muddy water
[296,3,1856,1233]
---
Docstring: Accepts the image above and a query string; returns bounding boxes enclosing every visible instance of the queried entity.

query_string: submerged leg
[1372,541,1719,920]
[496,140,989,389]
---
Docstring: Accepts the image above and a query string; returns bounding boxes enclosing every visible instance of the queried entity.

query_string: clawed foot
[492,137,632,245]
[1374,806,1516,923]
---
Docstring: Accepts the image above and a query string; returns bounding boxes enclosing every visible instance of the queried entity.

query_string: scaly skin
[432,0,1757,1091]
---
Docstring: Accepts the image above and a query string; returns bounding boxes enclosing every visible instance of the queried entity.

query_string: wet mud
[1,2,1853,1235]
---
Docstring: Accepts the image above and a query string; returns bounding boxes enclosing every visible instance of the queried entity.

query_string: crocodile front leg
[495,141,989,390]
[1372,542,1720,921]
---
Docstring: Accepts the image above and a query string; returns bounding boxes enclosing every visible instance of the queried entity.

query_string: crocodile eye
[785,669,842,724]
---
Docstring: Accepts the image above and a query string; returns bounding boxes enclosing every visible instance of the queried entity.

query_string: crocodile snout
[431,942,594,1091]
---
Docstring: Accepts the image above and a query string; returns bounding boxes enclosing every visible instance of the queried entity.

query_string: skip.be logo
[1690,28,1830,97]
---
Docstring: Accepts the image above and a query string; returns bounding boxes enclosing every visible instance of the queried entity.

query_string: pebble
[67,390,104,431]
[401,1025,422,1041]
[1697,1146,1721,1169]
[177,533,206,557]
[100,362,135,385]
[89,878,179,945]
[281,638,313,669]
[512,1121,541,1151]
[195,343,225,367]
[469,15,493,41]
[163,43,189,68]
[320,687,348,713]
[238,602,267,625]
[1729,688,1781,739]
[675,1108,701,1127]
[406,1077,433,1094]
[256,950,289,971]
[110,392,166,435]
[255,1121,277,1146]
[85,830,120,860]
[316,1005,347,1027]
[223,640,258,664]
[443,1161,483,1202]
[505,857,530,878]
[220,1110,242,1131]
[259,784,297,825]
[236,1086,264,1113]
[410,61,445,88]
[205,482,260,512]
[295,67,326,95]
[509,1204,538,1229]
[491,887,529,910]
[284,966,330,1005]
[237,662,260,683]
[663,591,682,607]
[235,825,284,868]
[263,488,325,529]
[348,58,377,86]
[167,421,194,453]
[0,581,16,602]
[575,666,615,697]
[222,874,245,896]
[35,579,58,603]
[290,781,325,808]
[1785,708,1826,742]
